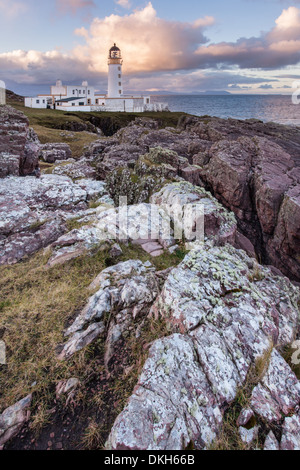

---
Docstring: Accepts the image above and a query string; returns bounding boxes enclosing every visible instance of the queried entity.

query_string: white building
[24,44,168,113]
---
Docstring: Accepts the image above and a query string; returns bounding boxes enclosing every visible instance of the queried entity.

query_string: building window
[83,90,85,94]
[88,90,90,95]
[95,99,98,104]
[87,99,91,105]
[36,100,40,104]
[119,82,121,86]
[118,67,121,71]
[102,102,105,106]
[118,74,121,78]
[43,100,45,104]
[73,90,75,95]
[79,102,84,106]
[79,90,81,94]
[146,98,150,104]
[119,90,122,94]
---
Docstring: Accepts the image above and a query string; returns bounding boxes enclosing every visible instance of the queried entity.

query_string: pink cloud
[1,4,300,91]
[73,2,214,73]
[56,0,95,15]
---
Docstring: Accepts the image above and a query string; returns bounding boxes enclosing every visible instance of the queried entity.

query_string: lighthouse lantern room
[107,43,123,98]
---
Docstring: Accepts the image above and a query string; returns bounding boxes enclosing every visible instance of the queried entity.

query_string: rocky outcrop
[0,106,40,177]
[39,143,72,163]
[106,244,300,450]
[82,116,300,281]
[47,181,237,267]
[0,175,110,265]
[105,147,188,205]
[2,110,300,451]
[52,157,97,180]
[176,116,300,281]
[58,260,159,368]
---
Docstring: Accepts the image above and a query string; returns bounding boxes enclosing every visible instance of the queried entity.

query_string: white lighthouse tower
[107,43,123,98]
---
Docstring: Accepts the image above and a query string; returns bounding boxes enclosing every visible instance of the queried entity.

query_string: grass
[65,217,90,232]
[0,248,109,412]
[81,419,104,450]
[33,124,99,160]
[7,97,189,160]
[0,238,185,445]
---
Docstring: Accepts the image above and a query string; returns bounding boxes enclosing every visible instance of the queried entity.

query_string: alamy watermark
[94,198,205,245]
[292,81,300,105]
[0,80,6,106]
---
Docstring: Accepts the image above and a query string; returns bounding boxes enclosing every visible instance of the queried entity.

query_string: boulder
[0,175,110,265]
[107,245,300,450]
[58,260,159,367]
[0,395,32,448]
[39,143,71,163]
[0,106,40,177]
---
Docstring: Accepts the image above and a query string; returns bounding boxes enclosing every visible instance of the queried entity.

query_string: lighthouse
[107,43,123,98]
[25,42,168,112]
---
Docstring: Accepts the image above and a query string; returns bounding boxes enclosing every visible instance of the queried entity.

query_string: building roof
[55,97,84,103]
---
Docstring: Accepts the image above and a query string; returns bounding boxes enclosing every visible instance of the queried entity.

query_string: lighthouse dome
[109,43,120,52]
[109,43,122,60]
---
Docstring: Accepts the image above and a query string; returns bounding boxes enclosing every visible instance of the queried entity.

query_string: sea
[150,94,300,126]
[9,82,300,126]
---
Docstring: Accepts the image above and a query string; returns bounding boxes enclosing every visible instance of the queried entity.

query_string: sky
[1,0,300,95]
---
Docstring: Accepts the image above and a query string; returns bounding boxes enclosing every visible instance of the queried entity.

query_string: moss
[66,217,89,231]
[29,219,48,231]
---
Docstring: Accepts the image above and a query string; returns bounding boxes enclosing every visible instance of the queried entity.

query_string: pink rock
[141,241,163,254]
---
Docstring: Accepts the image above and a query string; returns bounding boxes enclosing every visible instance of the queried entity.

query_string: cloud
[0,0,27,18]
[195,7,300,69]
[124,70,277,93]
[257,84,273,89]
[0,3,300,93]
[115,0,131,8]
[56,0,95,15]
[73,2,215,73]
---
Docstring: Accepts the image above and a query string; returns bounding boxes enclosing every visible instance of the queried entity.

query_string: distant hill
[128,90,232,96]
[6,89,24,103]
[194,90,231,95]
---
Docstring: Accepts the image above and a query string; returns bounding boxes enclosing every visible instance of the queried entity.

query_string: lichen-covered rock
[151,182,237,245]
[39,143,72,163]
[195,128,300,281]
[0,395,32,448]
[239,426,259,447]
[47,181,238,266]
[47,202,176,267]
[0,175,110,265]
[0,106,40,177]
[95,144,145,179]
[250,350,300,423]
[58,260,159,365]
[52,158,97,180]
[280,413,300,450]
[264,431,280,451]
[105,147,184,206]
[107,245,300,450]
[106,334,223,450]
